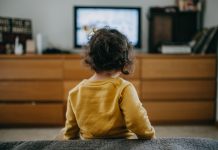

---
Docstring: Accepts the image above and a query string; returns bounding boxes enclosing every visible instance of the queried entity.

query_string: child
[64,27,155,140]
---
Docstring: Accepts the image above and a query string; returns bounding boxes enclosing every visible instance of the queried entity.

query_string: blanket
[0,137,217,150]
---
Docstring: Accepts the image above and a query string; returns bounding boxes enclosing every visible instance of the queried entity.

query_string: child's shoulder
[113,77,134,90]
[112,78,137,96]
[68,79,87,95]
[117,77,131,85]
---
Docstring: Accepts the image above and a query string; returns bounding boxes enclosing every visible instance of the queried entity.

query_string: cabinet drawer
[0,81,63,101]
[142,80,215,100]
[142,58,216,79]
[64,60,92,80]
[143,101,214,123]
[0,59,63,80]
[0,103,64,125]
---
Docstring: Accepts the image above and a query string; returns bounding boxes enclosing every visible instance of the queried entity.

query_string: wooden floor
[0,125,217,141]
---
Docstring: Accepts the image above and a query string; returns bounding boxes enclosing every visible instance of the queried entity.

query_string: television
[74,6,141,48]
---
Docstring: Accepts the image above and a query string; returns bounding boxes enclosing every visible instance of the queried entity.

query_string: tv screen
[74,6,141,48]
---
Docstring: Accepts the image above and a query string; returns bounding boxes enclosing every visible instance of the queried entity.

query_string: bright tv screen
[74,6,141,48]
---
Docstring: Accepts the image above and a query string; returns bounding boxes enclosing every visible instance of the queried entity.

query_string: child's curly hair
[84,27,134,75]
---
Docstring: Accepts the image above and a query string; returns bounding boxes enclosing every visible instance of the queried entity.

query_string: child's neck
[89,71,121,81]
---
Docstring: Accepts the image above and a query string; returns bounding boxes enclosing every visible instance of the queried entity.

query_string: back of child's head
[84,27,133,75]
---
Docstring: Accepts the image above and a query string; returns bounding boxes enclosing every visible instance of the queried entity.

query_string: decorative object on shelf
[26,39,36,54]
[14,37,23,55]
[176,0,204,12]
[36,33,43,54]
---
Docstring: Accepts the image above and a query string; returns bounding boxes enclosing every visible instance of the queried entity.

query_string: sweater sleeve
[119,84,155,139]
[64,96,80,140]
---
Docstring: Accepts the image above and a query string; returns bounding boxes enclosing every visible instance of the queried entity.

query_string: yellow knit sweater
[64,77,155,139]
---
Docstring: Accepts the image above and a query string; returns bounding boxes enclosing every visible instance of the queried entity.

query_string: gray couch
[0,137,217,150]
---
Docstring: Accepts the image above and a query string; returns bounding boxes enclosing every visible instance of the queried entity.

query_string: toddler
[64,27,155,139]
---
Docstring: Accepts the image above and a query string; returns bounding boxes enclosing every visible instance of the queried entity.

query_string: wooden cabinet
[0,54,216,125]
[141,55,216,123]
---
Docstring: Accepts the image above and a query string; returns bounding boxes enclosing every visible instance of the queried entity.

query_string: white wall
[0,0,175,51]
[0,0,218,50]
[217,55,218,123]
[204,0,218,28]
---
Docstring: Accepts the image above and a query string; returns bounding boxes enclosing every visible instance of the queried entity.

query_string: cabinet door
[64,59,92,80]
[0,103,64,125]
[0,59,63,80]
[143,101,214,123]
[142,58,216,79]
[0,81,63,101]
[142,80,215,100]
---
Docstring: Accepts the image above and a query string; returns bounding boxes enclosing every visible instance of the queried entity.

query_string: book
[200,27,218,54]
[191,26,218,54]
[207,27,218,53]
[191,28,210,53]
